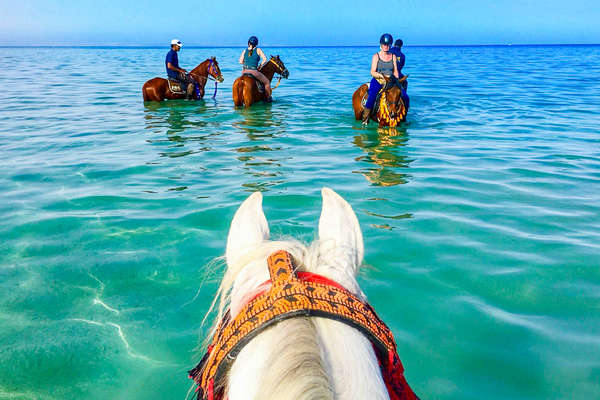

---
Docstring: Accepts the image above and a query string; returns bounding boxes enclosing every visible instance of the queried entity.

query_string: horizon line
[1,43,599,49]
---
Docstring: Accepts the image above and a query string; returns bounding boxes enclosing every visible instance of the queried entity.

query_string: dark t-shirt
[390,47,405,76]
[165,49,180,78]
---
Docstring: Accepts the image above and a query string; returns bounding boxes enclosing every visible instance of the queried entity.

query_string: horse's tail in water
[352,84,368,120]
[233,79,244,107]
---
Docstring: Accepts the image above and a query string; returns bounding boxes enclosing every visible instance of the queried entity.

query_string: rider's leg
[186,83,195,99]
[256,71,272,97]
[244,69,272,98]
[364,78,381,110]
[178,72,195,99]
[363,78,382,124]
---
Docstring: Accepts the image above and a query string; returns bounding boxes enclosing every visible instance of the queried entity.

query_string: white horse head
[194,188,413,400]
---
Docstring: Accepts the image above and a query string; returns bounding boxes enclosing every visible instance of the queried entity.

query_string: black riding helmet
[380,33,393,46]
[394,39,403,47]
[248,36,259,47]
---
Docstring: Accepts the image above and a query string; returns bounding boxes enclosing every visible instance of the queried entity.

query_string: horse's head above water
[260,55,289,79]
[206,57,224,83]
[189,188,418,400]
[378,75,408,127]
[191,57,224,83]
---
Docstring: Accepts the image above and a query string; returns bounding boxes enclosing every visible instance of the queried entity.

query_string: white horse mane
[197,188,390,400]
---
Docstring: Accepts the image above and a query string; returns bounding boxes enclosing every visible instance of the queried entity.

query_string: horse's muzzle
[217,75,224,83]
[282,69,289,79]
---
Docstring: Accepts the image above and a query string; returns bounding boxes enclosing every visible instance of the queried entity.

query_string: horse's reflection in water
[232,106,288,192]
[143,102,221,157]
[353,127,413,187]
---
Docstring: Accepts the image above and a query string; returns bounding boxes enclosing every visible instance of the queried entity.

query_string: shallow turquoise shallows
[1,45,599,400]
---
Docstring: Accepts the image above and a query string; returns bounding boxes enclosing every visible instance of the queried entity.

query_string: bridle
[190,59,223,98]
[188,250,419,400]
[261,57,288,90]
[377,81,406,127]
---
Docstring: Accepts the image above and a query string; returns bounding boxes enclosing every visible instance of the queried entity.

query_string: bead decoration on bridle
[378,92,405,127]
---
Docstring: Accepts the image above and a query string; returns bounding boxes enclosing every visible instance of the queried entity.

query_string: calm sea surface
[1,45,599,399]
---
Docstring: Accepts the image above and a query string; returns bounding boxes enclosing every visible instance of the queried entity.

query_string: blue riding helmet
[394,39,403,47]
[248,36,259,47]
[380,33,393,46]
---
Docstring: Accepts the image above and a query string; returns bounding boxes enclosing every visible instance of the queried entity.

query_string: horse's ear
[226,192,270,267]
[318,188,364,273]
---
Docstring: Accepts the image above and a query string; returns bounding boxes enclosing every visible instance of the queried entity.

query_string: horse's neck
[259,62,276,81]
[191,62,208,88]
[227,319,332,400]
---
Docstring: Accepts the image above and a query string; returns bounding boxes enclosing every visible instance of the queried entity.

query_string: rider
[238,36,272,101]
[362,34,399,124]
[390,39,405,79]
[165,39,195,99]
[390,38,408,93]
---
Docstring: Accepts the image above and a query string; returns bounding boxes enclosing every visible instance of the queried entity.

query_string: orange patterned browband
[189,250,404,400]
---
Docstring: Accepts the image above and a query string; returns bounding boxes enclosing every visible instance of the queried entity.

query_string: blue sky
[1,0,599,46]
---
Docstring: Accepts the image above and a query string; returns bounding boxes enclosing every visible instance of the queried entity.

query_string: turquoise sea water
[1,45,599,399]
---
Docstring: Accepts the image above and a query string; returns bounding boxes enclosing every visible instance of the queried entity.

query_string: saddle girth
[188,250,419,400]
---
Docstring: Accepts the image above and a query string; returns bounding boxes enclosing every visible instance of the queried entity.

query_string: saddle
[362,77,406,117]
[167,79,186,94]
[242,73,265,94]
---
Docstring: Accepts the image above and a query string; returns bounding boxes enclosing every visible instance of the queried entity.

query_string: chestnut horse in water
[352,76,409,127]
[142,57,224,102]
[232,56,289,107]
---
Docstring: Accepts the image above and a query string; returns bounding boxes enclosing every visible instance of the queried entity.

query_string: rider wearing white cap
[165,39,195,99]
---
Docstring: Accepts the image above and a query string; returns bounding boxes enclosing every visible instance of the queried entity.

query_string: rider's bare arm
[370,54,383,80]
[167,63,185,73]
[239,49,245,65]
[393,55,399,79]
[257,48,267,68]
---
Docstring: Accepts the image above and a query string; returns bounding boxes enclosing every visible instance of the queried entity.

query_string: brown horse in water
[142,57,224,102]
[232,56,289,107]
[352,76,408,127]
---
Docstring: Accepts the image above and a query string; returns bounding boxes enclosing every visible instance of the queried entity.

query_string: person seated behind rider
[238,36,272,102]
[362,34,399,124]
[389,38,407,91]
[165,39,195,99]
[389,39,405,78]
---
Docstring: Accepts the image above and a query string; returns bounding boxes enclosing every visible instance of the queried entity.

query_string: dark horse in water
[232,56,289,107]
[352,76,409,127]
[142,57,224,102]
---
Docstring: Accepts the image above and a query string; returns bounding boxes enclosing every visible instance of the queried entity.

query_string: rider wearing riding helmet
[238,36,272,101]
[362,33,399,124]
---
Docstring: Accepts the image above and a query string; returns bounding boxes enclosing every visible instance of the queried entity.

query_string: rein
[260,58,285,89]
